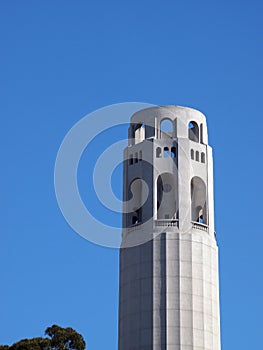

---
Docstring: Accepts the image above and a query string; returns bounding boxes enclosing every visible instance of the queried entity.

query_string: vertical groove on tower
[177,235,182,350]
[166,233,181,349]
[201,238,205,349]
[153,232,167,350]
[179,236,183,350]
[153,235,159,350]
[210,244,214,350]
[191,236,195,349]
[161,232,167,349]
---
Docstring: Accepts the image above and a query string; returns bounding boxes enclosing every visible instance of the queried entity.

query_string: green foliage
[9,337,50,350]
[0,325,86,350]
[45,325,85,350]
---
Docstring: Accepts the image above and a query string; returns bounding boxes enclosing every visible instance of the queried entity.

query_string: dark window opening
[198,208,203,223]
[132,215,139,225]
[164,147,169,158]
[156,147,162,158]
[188,121,199,142]
[135,152,138,163]
[171,147,176,158]
[132,209,141,225]
[198,216,203,224]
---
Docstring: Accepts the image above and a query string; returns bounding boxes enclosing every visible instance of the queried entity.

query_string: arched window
[129,154,133,165]
[135,123,145,144]
[160,119,173,139]
[128,178,143,226]
[191,149,194,160]
[139,150,142,161]
[135,152,138,163]
[188,121,199,142]
[191,176,207,224]
[171,147,176,158]
[156,147,162,158]
[201,152,205,163]
[164,147,169,158]
[157,173,178,219]
[196,151,199,162]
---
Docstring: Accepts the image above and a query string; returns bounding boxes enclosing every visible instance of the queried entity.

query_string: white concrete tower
[118,106,221,350]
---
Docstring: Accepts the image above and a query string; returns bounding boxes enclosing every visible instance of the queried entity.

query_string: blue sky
[1,0,263,349]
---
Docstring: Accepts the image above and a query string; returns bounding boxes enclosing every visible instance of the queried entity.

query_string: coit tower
[118,106,221,350]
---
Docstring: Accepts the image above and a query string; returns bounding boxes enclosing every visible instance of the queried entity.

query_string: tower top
[128,105,208,146]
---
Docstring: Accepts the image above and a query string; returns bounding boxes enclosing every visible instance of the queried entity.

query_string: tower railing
[191,221,209,232]
[155,219,179,227]
[126,221,210,232]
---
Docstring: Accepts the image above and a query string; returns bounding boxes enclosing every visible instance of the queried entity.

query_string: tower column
[118,106,221,350]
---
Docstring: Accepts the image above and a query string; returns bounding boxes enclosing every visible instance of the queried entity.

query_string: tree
[45,325,85,350]
[9,338,50,350]
[0,325,86,350]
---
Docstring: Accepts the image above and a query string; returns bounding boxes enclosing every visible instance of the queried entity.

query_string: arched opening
[196,151,199,162]
[135,123,145,144]
[160,119,173,139]
[156,147,162,158]
[129,154,133,165]
[191,149,194,160]
[188,121,199,142]
[171,147,176,158]
[164,147,169,158]
[157,173,178,219]
[135,152,138,163]
[191,176,207,224]
[139,150,142,161]
[128,178,143,226]
[201,152,205,163]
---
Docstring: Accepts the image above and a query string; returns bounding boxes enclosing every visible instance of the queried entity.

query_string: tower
[118,106,221,350]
